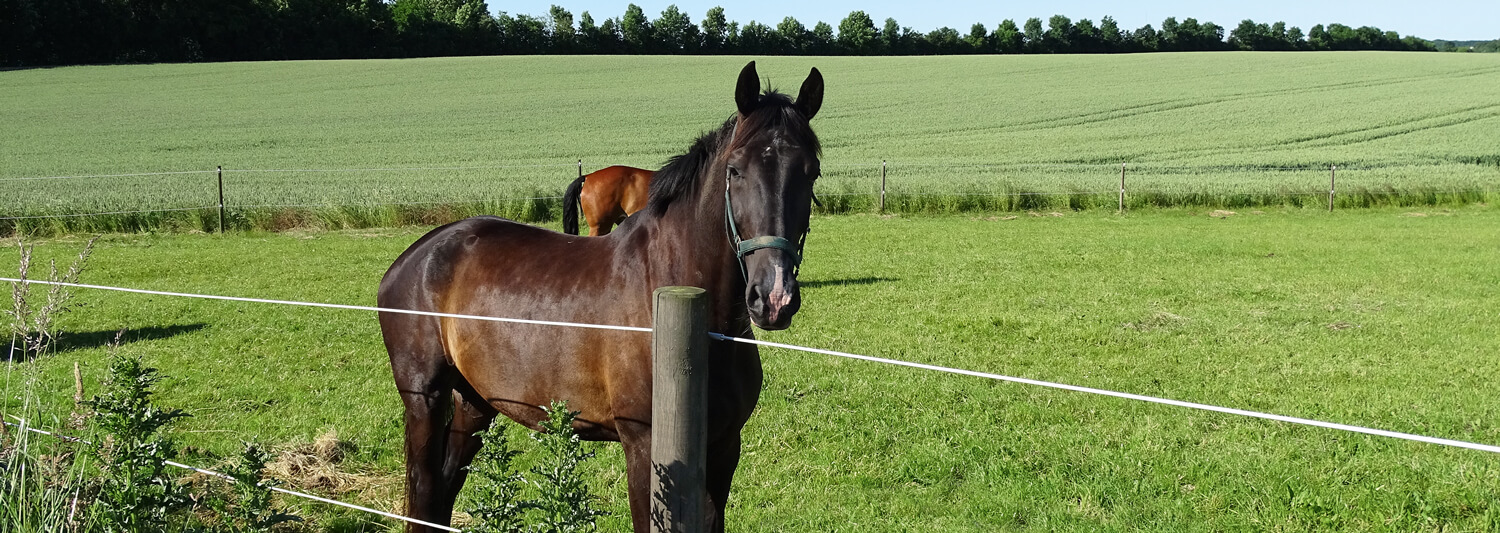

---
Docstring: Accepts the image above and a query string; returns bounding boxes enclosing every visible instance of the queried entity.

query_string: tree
[836,10,877,55]
[1074,18,1100,52]
[1308,24,1328,50]
[1230,19,1267,50]
[1160,17,1180,51]
[738,20,773,54]
[1286,26,1306,50]
[965,23,989,53]
[809,22,834,55]
[1099,16,1123,52]
[1130,24,1159,52]
[881,17,903,54]
[776,16,807,54]
[548,5,575,52]
[925,27,962,54]
[576,11,598,53]
[1045,14,1073,53]
[1022,17,1044,53]
[993,19,1023,54]
[700,6,728,52]
[654,5,698,53]
[621,3,650,52]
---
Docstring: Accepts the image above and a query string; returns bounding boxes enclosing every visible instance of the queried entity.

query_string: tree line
[1,0,1479,67]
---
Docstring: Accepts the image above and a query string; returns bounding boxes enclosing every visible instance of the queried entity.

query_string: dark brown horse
[562,165,655,236]
[377,61,824,533]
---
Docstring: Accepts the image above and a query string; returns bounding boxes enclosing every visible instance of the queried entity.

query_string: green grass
[4,53,1499,234]
[6,207,1500,531]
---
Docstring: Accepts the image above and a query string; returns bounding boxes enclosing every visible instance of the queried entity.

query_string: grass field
[4,53,1499,234]
[7,206,1500,531]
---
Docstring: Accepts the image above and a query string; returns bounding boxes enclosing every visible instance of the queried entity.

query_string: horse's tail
[562,175,585,235]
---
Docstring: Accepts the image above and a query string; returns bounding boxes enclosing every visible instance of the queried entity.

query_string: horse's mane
[647,91,821,215]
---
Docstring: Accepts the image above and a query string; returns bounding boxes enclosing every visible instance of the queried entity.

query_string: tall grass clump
[7,236,97,360]
[1,362,94,532]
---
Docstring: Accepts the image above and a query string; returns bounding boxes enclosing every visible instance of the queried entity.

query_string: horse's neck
[647,168,748,333]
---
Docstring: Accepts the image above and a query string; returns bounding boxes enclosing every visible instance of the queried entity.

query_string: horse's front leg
[705,432,743,533]
[618,420,653,533]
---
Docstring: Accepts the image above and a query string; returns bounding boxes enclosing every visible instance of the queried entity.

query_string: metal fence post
[1329,165,1337,212]
[651,286,708,533]
[879,160,887,213]
[1119,163,1126,213]
[217,166,225,233]
[578,159,583,180]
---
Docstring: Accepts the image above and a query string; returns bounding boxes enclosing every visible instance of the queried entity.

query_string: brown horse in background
[377,61,824,533]
[562,165,655,236]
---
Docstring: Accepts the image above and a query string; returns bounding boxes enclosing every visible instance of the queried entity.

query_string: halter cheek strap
[724,173,809,282]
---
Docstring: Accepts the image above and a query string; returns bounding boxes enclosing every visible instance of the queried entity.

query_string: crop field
[8,207,1500,531]
[4,53,1500,234]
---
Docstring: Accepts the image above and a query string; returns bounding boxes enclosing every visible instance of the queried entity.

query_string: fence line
[223,164,578,173]
[0,206,217,221]
[7,161,1493,226]
[708,333,1500,455]
[1,418,461,532]
[0,170,217,182]
[9,160,1454,184]
[0,278,650,333]
[229,196,566,210]
[7,277,1498,456]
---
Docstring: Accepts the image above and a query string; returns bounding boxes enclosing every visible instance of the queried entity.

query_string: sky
[494,0,1498,42]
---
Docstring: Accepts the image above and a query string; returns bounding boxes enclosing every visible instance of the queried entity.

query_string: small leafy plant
[203,442,301,533]
[83,349,194,533]
[465,400,608,533]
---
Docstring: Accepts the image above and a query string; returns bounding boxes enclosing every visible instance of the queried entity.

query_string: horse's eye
[727,165,741,179]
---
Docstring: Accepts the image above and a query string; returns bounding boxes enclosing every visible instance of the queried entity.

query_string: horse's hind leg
[438,383,496,514]
[384,312,462,532]
[398,384,456,532]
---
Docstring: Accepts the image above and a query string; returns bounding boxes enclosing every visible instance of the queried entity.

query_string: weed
[83,345,194,532]
[6,236,97,360]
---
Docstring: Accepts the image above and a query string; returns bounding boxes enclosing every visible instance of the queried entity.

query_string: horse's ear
[735,61,760,117]
[795,67,824,120]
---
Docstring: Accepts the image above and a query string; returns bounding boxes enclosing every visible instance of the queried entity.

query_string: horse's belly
[447,322,651,440]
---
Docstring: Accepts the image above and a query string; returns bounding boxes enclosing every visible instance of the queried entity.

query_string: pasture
[4,52,1500,235]
[10,206,1500,531]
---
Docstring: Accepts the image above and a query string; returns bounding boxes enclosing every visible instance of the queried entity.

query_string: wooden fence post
[1329,165,1337,212]
[651,286,708,533]
[216,166,225,233]
[1119,163,1126,213]
[879,160,887,213]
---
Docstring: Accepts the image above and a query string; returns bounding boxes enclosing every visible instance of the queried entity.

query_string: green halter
[724,171,809,282]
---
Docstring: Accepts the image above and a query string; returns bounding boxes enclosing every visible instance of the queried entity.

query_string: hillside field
[3,53,1499,234]
[7,207,1500,531]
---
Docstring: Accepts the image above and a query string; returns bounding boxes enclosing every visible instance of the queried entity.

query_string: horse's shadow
[801,277,899,289]
[4,324,208,362]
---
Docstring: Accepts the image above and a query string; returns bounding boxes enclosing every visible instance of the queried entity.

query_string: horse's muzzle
[746,259,801,330]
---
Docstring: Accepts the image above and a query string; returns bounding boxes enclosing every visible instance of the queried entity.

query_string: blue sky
[495,1,1497,41]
